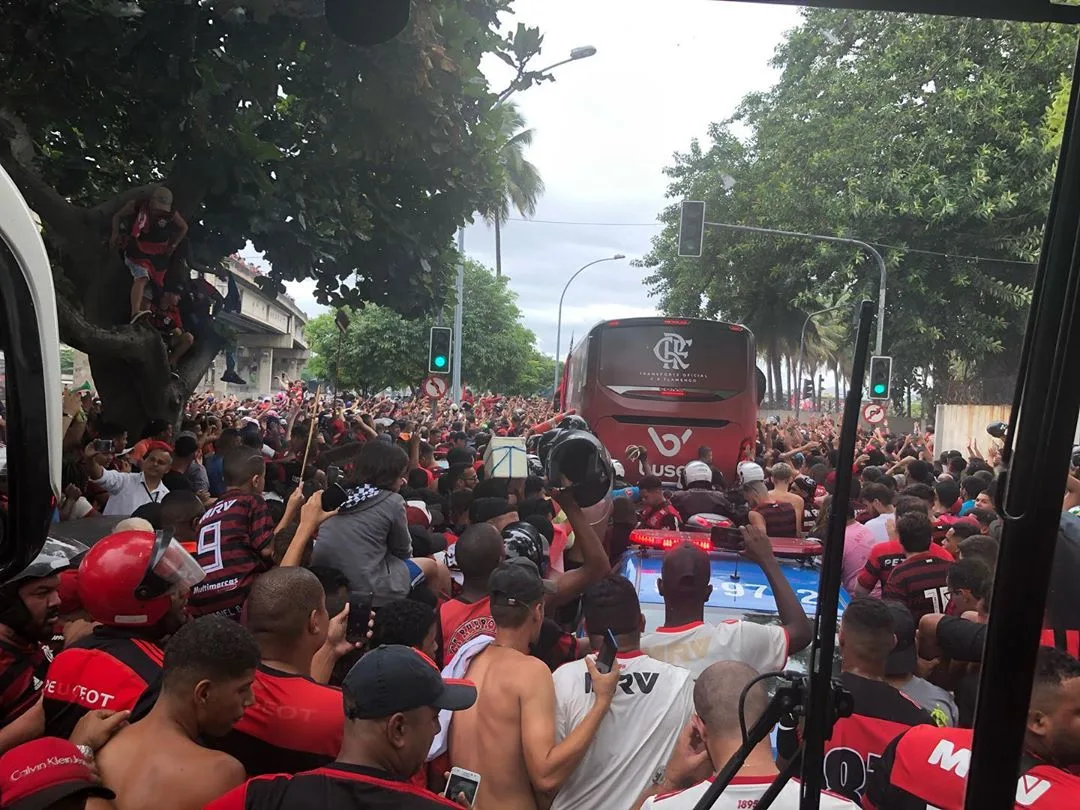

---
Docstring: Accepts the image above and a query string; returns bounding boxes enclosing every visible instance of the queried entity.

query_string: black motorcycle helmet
[987,421,1008,440]
[559,415,590,433]
[0,537,86,639]
[544,429,613,508]
[502,521,550,577]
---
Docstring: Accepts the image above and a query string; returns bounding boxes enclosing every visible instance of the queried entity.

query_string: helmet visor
[137,532,205,600]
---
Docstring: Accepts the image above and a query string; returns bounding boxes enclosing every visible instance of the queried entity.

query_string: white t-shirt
[641,620,789,681]
[552,651,693,810]
[93,469,169,517]
[642,775,860,809]
[864,512,894,543]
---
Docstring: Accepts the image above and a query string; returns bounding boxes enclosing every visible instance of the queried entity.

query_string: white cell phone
[443,767,481,804]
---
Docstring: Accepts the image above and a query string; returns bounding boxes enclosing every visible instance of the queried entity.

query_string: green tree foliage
[640,10,1074,405]
[305,260,554,394]
[0,0,539,428]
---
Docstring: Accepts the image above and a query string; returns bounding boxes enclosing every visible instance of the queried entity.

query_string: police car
[617,527,851,671]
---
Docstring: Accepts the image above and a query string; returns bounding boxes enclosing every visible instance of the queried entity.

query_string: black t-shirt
[935,615,986,662]
[777,672,934,804]
[205,763,461,810]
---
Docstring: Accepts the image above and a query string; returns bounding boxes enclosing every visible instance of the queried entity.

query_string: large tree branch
[56,295,162,365]
[177,329,225,397]
[0,109,88,239]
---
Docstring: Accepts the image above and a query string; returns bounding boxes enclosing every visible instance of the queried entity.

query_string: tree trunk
[834,359,841,407]
[494,218,502,278]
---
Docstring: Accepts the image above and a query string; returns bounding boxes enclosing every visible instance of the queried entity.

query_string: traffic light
[428,327,452,374]
[802,379,815,400]
[678,201,706,258]
[868,355,892,400]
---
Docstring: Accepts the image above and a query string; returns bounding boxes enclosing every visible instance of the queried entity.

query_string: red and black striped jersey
[779,672,934,805]
[883,553,953,622]
[189,489,274,620]
[209,665,343,776]
[42,626,162,739]
[858,540,953,592]
[0,631,50,725]
[204,763,461,810]
[866,725,1080,809]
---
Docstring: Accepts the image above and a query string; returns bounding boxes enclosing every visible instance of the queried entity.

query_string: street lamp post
[451,45,597,403]
[553,254,627,394]
[794,303,847,419]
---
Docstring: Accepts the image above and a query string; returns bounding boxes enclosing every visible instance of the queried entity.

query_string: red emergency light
[630,529,712,553]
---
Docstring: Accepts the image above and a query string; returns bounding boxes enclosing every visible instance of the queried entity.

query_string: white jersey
[642,776,860,810]
[641,620,789,680]
[552,651,693,810]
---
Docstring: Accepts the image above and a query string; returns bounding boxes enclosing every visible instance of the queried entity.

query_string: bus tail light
[630,529,712,553]
[660,389,686,397]
[663,319,689,326]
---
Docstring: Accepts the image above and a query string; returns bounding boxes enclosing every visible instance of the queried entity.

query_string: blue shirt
[205,454,226,497]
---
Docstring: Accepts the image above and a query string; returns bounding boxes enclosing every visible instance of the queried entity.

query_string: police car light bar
[630,529,712,553]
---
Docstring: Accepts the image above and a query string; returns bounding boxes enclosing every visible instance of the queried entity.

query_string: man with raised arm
[449,559,621,809]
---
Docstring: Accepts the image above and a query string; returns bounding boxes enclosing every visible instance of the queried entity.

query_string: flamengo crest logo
[653,332,692,370]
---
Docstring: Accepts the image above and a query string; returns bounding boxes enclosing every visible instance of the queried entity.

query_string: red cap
[0,738,114,810]
[144,440,173,456]
[55,570,82,615]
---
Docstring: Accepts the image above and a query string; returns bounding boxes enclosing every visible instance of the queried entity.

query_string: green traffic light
[873,383,886,395]
[434,356,447,369]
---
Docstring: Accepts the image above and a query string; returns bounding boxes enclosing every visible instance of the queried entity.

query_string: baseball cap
[884,601,917,676]
[342,645,476,720]
[489,558,556,606]
[405,500,432,528]
[737,461,765,484]
[0,737,114,810]
[149,186,173,212]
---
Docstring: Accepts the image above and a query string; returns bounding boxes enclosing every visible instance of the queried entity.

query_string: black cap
[885,601,917,676]
[342,645,476,719]
[489,558,556,607]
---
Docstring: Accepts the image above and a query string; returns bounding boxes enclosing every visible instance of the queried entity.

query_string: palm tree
[483,102,545,278]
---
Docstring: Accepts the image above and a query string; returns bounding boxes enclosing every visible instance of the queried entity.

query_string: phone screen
[711,525,745,552]
[347,594,373,642]
[596,629,618,674]
[444,772,480,803]
[322,483,348,512]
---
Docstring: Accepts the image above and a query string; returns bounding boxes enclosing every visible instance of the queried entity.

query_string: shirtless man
[767,463,805,535]
[96,616,259,810]
[450,558,621,810]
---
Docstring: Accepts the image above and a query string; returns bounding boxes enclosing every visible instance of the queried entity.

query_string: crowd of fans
[0,393,1078,810]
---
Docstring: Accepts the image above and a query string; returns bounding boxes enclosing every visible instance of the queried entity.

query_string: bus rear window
[597,322,750,394]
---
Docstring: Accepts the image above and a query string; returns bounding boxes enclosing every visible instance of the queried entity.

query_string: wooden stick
[299,384,322,478]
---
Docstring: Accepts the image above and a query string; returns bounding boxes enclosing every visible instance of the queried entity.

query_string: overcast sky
[276,0,801,356]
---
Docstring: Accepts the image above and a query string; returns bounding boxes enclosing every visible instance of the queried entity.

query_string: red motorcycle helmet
[77,530,205,628]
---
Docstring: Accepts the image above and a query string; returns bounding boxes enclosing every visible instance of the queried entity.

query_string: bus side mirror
[0,166,61,580]
[755,367,767,406]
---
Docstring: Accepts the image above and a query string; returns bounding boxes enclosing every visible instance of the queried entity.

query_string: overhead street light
[553,254,628,394]
[453,45,599,403]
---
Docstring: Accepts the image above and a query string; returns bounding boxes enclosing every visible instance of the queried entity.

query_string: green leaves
[0,0,521,319]
[640,9,1069,405]
[304,260,553,394]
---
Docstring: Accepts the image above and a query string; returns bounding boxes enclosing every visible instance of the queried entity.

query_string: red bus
[560,317,763,486]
